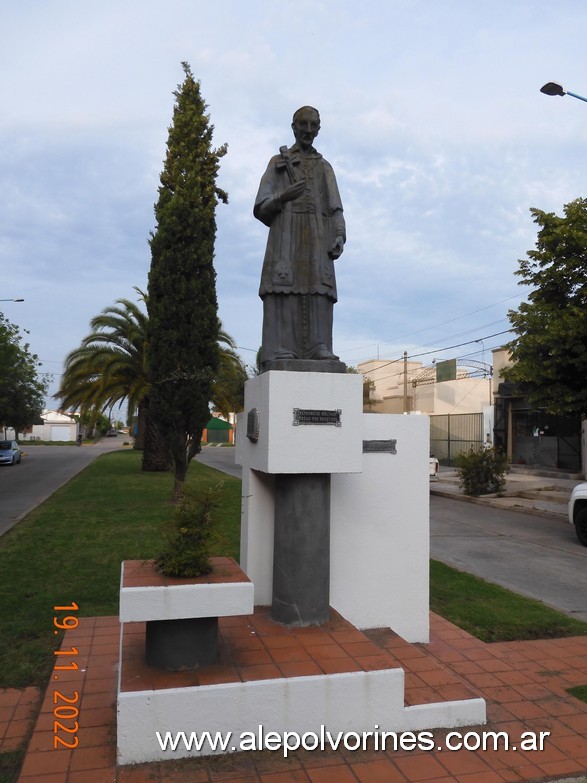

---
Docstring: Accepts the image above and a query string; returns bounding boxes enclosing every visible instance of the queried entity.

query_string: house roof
[206,417,232,430]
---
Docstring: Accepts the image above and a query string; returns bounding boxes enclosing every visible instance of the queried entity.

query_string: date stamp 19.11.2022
[52,602,80,750]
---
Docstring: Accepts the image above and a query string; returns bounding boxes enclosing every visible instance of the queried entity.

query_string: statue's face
[292,109,320,150]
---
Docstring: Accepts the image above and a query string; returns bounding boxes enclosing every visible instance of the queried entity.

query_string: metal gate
[511,410,581,470]
[430,413,484,465]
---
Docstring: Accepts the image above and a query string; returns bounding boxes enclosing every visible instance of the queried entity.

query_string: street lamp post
[540,81,587,103]
[0,298,24,302]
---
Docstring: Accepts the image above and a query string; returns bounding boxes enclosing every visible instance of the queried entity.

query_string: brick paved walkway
[9,612,587,783]
[0,687,41,752]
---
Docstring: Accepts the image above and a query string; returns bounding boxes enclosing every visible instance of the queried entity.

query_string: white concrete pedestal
[235,370,364,474]
[116,371,486,765]
[237,371,430,642]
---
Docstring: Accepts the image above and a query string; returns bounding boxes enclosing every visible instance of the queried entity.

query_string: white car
[429,455,439,480]
[568,483,587,546]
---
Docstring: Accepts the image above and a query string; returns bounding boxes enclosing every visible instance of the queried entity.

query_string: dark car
[0,440,21,465]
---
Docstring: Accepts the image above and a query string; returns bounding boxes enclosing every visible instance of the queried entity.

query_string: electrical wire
[356,329,513,385]
[342,293,524,355]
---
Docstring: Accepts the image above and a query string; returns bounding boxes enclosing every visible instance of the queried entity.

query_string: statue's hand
[329,235,344,259]
[280,179,306,204]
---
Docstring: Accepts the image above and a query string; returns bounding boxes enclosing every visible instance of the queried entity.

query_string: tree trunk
[170,425,193,499]
[141,405,168,472]
[173,477,184,499]
[186,425,203,463]
[133,399,147,450]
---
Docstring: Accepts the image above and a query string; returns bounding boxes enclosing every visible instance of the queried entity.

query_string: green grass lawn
[0,750,22,783]
[567,685,587,704]
[430,559,587,642]
[0,450,241,688]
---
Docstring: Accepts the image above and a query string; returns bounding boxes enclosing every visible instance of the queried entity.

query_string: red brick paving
[119,607,403,693]
[0,687,41,752]
[8,610,587,782]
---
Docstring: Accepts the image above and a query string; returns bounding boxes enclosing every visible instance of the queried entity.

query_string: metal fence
[430,413,484,465]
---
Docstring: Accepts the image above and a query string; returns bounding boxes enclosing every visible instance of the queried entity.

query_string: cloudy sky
[2,0,586,406]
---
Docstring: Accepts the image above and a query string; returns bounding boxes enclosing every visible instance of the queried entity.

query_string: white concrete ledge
[117,668,486,764]
[120,581,255,623]
[119,559,254,623]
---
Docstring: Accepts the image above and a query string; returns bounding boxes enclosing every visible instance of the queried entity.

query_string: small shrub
[455,447,509,497]
[154,483,223,577]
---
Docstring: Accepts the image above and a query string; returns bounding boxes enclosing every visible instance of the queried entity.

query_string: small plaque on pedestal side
[246,408,259,442]
[363,439,397,454]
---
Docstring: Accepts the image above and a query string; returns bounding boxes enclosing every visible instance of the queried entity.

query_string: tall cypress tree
[147,63,228,495]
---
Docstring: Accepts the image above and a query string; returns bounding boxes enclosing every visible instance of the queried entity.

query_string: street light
[540,81,587,103]
[0,298,24,302]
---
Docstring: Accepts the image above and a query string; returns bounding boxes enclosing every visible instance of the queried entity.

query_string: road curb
[430,485,568,520]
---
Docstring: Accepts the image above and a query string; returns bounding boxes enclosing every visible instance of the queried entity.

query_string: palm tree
[210,333,248,419]
[56,288,148,431]
[55,289,246,470]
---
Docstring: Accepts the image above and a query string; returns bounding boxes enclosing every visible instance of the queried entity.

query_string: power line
[357,329,513,382]
[406,330,512,360]
[235,345,258,354]
[343,293,523,355]
[412,318,509,351]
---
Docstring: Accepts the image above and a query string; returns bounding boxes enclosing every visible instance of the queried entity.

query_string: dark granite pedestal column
[271,473,330,626]
[145,617,218,671]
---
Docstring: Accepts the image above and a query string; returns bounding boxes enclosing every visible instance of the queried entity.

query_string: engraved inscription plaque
[363,439,397,454]
[293,408,342,427]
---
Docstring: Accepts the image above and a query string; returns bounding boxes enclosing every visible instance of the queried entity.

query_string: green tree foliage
[155,483,223,577]
[251,347,263,377]
[211,337,248,419]
[56,289,244,463]
[77,410,111,437]
[147,64,228,496]
[505,198,587,416]
[56,290,149,421]
[55,289,156,454]
[0,313,48,432]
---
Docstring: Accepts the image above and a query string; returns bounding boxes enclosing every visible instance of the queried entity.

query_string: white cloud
[1,0,587,400]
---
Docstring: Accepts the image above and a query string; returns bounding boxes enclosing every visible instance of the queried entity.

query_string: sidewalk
[3,611,587,783]
[430,466,584,519]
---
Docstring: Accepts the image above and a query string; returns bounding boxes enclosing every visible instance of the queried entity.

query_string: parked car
[0,440,21,465]
[568,483,587,546]
[429,455,439,480]
[106,429,118,437]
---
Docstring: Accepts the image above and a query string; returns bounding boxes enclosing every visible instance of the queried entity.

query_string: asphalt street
[0,438,124,536]
[429,493,587,622]
[197,446,587,622]
[195,444,243,479]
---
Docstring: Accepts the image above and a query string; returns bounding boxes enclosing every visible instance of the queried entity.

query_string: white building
[359,358,492,415]
[14,410,79,442]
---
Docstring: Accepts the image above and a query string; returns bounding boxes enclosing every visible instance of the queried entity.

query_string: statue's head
[292,106,320,150]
